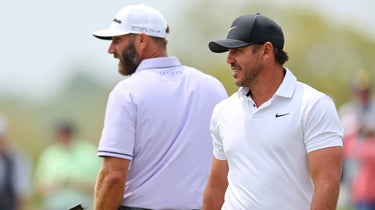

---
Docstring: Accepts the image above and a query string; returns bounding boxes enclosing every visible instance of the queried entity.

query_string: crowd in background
[0,117,100,210]
[338,70,375,210]
[1,71,375,210]
[1,1,375,209]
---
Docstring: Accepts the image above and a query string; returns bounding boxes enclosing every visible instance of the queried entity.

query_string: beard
[118,39,141,76]
[236,55,263,87]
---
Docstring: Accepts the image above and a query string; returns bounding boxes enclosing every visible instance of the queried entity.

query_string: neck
[249,66,285,107]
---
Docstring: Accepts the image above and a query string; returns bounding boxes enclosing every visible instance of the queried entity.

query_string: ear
[262,42,274,60]
[263,42,273,54]
[137,33,149,50]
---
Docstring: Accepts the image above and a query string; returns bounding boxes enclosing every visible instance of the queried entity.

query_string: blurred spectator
[339,70,375,210]
[0,114,32,210]
[34,120,101,210]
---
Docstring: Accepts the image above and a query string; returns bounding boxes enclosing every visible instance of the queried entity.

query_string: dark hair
[251,44,289,65]
[56,121,75,135]
[273,47,289,65]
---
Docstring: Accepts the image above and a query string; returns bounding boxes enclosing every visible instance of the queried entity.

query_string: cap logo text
[130,26,161,34]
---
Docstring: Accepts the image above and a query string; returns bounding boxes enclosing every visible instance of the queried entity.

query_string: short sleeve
[303,95,344,153]
[97,84,136,160]
[211,105,227,160]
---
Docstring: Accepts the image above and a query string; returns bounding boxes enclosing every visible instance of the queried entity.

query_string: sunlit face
[227,45,264,87]
[108,35,141,76]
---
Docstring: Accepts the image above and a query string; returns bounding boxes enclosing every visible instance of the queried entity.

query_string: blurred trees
[168,1,375,106]
[0,72,111,161]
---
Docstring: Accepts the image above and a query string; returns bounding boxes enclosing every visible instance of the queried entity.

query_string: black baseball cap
[209,13,284,53]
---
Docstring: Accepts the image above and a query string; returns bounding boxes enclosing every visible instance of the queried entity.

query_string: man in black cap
[202,13,344,210]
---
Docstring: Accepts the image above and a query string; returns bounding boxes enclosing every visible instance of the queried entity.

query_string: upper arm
[96,156,130,199]
[95,157,130,210]
[210,157,229,184]
[308,146,343,210]
[206,157,229,192]
[203,157,229,210]
[100,156,130,179]
[97,156,130,189]
[308,146,343,185]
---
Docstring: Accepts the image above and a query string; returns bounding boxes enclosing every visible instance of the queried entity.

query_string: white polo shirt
[98,57,227,209]
[211,68,343,210]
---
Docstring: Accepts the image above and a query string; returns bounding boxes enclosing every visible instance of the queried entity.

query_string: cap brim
[92,28,130,40]
[208,39,252,53]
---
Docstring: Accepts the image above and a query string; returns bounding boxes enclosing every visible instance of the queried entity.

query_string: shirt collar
[136,57,182,72]
[274,67,297,98]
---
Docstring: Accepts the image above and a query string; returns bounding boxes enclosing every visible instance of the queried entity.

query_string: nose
[227,51,235,64]
[107,42,115,54]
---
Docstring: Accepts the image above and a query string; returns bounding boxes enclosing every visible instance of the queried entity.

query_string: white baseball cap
[93,4,168,40]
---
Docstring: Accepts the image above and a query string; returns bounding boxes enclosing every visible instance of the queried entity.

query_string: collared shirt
[98,57,227,209]
[211,68,343,210]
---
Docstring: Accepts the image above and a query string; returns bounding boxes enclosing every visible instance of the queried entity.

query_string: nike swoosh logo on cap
[228,26,237,32]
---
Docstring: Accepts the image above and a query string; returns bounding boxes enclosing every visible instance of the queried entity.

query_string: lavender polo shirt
[98,57,227,209]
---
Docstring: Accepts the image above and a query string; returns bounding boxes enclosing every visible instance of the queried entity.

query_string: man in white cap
[203,13,343,210]
[92,4,227,210]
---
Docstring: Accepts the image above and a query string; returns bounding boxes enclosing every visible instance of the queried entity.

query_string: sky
[1,0,374,101]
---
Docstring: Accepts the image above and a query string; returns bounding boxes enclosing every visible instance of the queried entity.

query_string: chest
[218,98,305,156]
